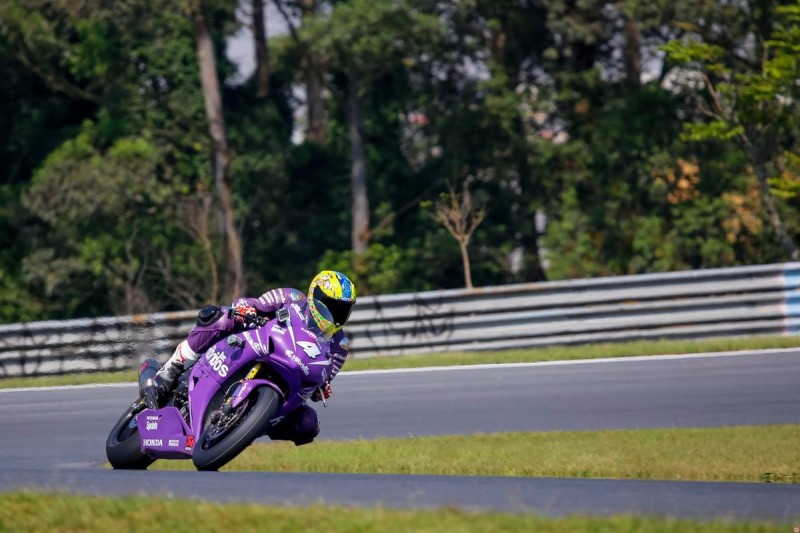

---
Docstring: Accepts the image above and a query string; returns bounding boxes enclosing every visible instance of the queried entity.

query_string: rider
[142,270,357,446]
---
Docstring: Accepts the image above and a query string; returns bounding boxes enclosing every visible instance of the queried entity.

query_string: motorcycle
[105,304,333,471]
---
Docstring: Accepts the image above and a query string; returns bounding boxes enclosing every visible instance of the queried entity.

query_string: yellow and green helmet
[307,270,357,338]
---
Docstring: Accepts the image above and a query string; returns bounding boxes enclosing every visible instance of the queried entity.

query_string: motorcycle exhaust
[138,359,160,397]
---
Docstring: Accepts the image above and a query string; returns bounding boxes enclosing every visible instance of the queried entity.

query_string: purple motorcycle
[105,305,333,471]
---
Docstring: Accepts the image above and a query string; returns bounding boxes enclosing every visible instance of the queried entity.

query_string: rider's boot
[141,340,199,409]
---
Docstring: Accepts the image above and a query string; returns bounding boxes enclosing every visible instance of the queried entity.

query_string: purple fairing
[135,303,331,459]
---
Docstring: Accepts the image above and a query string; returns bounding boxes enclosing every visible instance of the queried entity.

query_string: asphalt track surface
[1,350,799,520]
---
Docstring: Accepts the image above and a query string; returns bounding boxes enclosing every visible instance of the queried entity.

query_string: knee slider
[197,305,223,326]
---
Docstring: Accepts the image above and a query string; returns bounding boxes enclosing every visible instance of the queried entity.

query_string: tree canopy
[0,0,798,323]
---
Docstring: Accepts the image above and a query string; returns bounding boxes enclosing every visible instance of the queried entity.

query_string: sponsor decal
[271,325,286,334]
[146,421,158,430]
[206,348,229,377]
[185,435,195,451]
[291,303,303,317]
[243,331,268,356]
[285,349,309,375]
[143,439,163,447]
[168,439,180,447]
[146,415,160,421]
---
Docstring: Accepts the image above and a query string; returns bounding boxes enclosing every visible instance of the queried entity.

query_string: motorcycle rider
[142,270,357,446]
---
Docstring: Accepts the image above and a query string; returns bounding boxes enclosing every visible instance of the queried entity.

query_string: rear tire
[192,387,280,472]
[106,399,155,470]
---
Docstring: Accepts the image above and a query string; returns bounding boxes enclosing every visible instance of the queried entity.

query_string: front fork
[218,363,263,418]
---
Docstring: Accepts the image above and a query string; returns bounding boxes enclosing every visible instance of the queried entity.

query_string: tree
[410,1,557,283]
[662,1,800,260]
[252,0,270,98]
[0,0,233,317]
[304,0,442,256]
[431,182,487,289]
[274,0,327,143]
[189,0,245,297]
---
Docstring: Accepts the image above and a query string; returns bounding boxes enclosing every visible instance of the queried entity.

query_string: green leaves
[660,40,724,65]
[306,0,442,79]
[2,0,800,321]
[681,121,744,143]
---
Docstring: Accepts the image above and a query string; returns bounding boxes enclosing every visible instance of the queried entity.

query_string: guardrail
[2,262,800,377]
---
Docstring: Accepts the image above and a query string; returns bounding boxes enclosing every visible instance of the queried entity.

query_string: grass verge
[0,370,137,389]
[0,492,789,532]
[4,335,800,390]
[151,424,800,484]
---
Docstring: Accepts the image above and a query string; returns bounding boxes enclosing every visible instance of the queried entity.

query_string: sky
[226,1,291,85]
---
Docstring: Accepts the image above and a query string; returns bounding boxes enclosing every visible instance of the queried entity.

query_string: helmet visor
[306,300,337,340]
[313,286,354,327]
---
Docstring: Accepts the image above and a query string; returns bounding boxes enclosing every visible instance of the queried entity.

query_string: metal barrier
[2,262,800,377]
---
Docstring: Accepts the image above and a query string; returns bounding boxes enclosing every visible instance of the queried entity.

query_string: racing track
[1,350,799,520]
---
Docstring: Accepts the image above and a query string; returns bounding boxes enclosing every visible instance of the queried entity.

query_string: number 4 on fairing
[297,340,320,359]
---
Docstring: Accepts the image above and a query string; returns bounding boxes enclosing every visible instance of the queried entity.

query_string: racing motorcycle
[105,305,333,471]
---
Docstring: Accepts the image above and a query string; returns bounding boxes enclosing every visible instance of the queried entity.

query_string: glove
[312,381,332,402]
[233,302,257,324]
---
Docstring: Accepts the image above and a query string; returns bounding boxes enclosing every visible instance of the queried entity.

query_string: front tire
[192,387,280,471]
[106,399,155,470]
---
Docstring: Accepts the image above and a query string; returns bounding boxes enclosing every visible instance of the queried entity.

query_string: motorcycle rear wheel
[192,386,280,471]
[106,399,155,470]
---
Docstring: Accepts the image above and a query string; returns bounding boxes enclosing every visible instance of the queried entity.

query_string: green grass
[4,334,800,389]
[0,370,137,389]
[151,425,800,484]
[342,335,800,371]
[0,492,788,532]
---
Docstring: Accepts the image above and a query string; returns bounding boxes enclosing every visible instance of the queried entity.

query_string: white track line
[338,347,799,376]
[1,347,797,393]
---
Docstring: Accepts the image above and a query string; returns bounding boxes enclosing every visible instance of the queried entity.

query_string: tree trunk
[191,2,245,299]
[348,74,369,255]
[459,242,473,289]
[510,113,547,282]
[300,0,326,143]
[489,16,546,282]
[754,160,800,260]
[622,16,642,89]
[253,0,270,98]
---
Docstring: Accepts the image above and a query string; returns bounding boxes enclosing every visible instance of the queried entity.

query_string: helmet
[307,270,357,338]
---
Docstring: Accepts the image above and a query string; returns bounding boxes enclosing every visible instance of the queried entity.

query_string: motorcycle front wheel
[105,398,155,470]
[192,386,280,472]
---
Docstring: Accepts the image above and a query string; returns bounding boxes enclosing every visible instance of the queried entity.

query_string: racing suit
[153,287,350,446]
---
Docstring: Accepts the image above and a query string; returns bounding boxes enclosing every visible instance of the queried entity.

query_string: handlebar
[222,306,269,328]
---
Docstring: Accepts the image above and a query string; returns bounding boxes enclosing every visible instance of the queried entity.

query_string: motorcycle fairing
[136,407,193,459]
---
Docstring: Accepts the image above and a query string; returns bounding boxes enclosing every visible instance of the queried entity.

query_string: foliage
[318,243,419,295]
[662,0,800,258]
[0,0,798,322]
